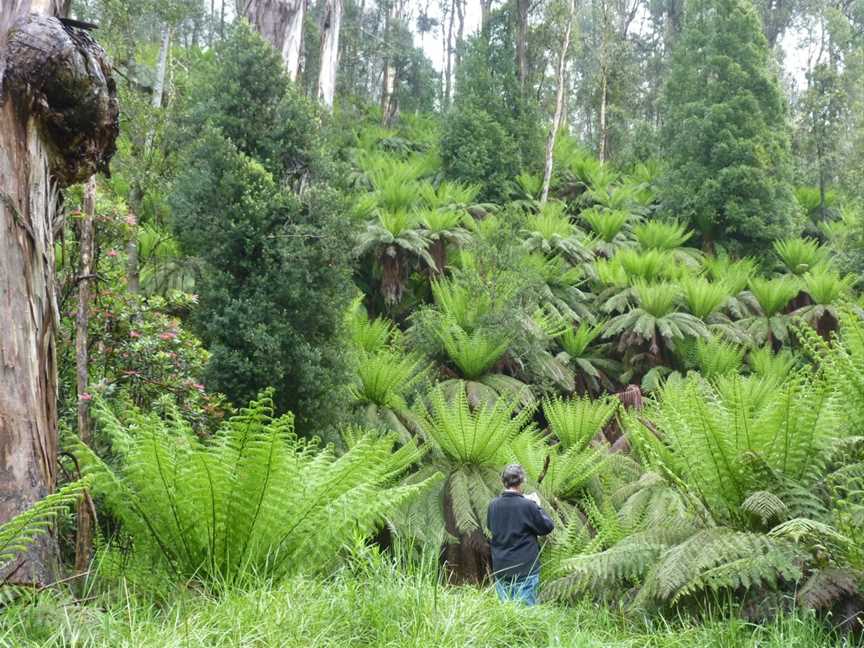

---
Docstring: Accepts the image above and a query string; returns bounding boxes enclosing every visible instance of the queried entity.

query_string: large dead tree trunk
[0,4,118,586]
[540,0,576,204]
[316,0,342,109]
[245,0,306,82]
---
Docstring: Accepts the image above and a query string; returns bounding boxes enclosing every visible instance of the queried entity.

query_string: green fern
[438,322,509,380]
[416,385,534,465]
[773,237,827,276]
[633,220,693,250]
[680,276,730,320]
[74,393,438,587]
[0,480,89,581]
[543,395,618,450]
[351,348,426,410]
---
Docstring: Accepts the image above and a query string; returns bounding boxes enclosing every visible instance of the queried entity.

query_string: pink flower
[107,249,118,257]
[130,330,141,338]
[80,392,92,401]
[159,331,177,341]
[194,383,205,392]
[126,213,137,226]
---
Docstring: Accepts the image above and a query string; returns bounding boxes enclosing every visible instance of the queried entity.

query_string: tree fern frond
[0,480,90,577]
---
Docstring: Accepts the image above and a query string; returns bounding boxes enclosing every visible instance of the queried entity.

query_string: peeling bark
[245,0,306,82]
[316,0,342,109]
[0,6,118,586]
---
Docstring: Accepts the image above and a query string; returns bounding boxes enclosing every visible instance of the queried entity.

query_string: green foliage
[660,0,796,254]
[74,393,437,587]
[615,249,680,283]
[440,19,543,202]
[680,276,730,319]
[549,369,852,609]
[773,238,827,276]
[581,208,630,244]
[440,105,521,203]
[748,346,798,380]
[417,386,534,466]
[606,282,709,353]
[800,268,855,306]
[704,256,758,295]
[0,481,88,581]
[748,277,800,317]
[692,336,746,377]
[438,323,509,380]
[171,27,355,433]
[634,220,693,250]
[351,349,426,410]
[543,395,618,449]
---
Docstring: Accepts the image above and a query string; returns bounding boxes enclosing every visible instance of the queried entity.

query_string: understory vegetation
[4,0,864,644]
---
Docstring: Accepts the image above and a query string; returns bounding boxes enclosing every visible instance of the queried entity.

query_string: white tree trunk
[245,0,306,82]
[540,0,576,204]
[316,0,342,109]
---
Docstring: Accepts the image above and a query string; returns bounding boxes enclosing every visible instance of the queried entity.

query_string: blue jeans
[495,572,539,606]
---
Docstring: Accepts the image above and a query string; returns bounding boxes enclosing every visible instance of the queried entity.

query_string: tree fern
[438,322,509,380]
[616,249,681,283]
[679,276,730,320]
[773,237,827,276]
[351,348,426,410]
[416,385,534,465]
[73,393,439,587]
[543,395,618,450]
[634,219,693,250]
[349,303,401,354]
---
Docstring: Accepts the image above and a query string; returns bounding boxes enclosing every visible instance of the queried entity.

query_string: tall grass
[0,548,857,648]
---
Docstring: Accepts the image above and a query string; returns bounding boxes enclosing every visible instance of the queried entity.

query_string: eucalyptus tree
[0,2,118,584]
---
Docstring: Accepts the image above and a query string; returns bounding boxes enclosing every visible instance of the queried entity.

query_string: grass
[1,551,858,648]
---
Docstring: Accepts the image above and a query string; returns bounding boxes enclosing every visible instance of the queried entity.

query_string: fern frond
[0,480,90,576]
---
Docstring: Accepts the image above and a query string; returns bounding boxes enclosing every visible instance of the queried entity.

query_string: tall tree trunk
[479,0,492,33]
[73,177,96,577]
[516,0,529,94]
[540,0,576,204]
[0,3,118,586]
[444,0,455,106]
[380,1,398,125]
[127,26,170,296]
[598,70,608,162]
[317,0,343,109]
[455,0,465,67]
[245,0,306,81]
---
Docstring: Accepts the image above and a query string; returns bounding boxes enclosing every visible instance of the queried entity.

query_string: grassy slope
[1,566,854,648]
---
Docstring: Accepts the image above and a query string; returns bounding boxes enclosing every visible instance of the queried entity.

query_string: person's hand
[525,492,541,506]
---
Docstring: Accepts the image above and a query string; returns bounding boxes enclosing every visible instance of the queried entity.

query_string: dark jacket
[487,491,555,580]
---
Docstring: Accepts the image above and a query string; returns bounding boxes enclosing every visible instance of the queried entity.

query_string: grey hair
[501,464,526,488]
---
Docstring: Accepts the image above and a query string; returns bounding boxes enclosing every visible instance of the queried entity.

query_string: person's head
[501,464,526,492]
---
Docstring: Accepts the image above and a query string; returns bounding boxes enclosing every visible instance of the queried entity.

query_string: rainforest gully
[0,0,863,645]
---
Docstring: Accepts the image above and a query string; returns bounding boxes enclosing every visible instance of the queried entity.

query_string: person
[486,463,555,605]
